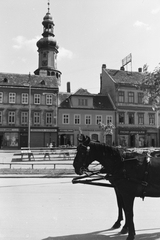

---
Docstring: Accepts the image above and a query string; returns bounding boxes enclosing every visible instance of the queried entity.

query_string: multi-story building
[0,4,61,149]
[58,88,116,146]
[100,64,159,147]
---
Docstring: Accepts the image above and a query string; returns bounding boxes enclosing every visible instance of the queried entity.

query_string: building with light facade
[58,88,116,146]
[100,64,159,147]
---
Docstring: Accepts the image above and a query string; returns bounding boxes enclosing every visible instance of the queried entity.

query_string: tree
[141,63,160,110]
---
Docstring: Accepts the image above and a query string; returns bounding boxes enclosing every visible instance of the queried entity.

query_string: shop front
[30,128,58,147]
[0,127,19,149]
[58,129,74,146]
[118,128,147,148]
[0,127,58,149]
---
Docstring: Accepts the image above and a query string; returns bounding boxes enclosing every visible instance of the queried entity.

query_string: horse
[73,135,160,240]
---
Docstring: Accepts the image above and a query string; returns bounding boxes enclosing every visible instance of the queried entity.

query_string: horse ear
[84,136,91,145]
[79,127,82,135]
[77,134,86,143]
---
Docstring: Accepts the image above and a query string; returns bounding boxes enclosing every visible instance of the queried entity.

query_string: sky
[1,0,160,94]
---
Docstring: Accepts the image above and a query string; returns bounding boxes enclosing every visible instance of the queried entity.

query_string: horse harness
[122,156,150,200]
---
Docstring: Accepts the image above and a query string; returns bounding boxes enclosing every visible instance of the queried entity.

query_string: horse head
[73,134,92,175]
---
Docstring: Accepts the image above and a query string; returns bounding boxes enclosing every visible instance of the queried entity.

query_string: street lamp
[23,73,31,149]
[28,73,31,149]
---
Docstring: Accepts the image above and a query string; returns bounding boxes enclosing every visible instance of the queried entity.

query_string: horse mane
[89,140,143,162]
[89,141,122,160]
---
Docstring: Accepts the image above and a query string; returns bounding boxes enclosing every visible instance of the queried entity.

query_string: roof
[93,95,115,110]
[0,72,59,89]
[105,68,144,85]
[59,92,116,110]
[73,88,92,95]
[58,92,71,106]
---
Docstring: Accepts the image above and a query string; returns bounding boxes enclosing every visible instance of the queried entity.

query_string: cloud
[133,21,151,31]
[151,8,160,14]
[58,47,74,60]
[13,35,40,51]
[13,36,74,60]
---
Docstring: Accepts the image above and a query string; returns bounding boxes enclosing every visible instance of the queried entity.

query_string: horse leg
[112,188,128,234]
[111,188,124,229]
[122,193,135,240]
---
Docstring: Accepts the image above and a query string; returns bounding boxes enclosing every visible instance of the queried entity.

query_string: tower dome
[36,36,59,51]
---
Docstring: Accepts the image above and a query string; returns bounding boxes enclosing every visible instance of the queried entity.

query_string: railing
[0,161,74,170]
[12,147,77,162]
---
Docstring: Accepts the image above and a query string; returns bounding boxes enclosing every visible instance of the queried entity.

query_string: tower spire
[48,0,50,13]
[34,1,61,83]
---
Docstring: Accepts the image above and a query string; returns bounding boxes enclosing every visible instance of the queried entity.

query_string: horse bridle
[78,143,91,174]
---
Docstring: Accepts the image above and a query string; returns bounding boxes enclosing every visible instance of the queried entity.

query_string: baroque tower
[34,1,61,85]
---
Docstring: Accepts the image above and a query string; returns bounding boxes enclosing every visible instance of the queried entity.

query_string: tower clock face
[42,60,47,66]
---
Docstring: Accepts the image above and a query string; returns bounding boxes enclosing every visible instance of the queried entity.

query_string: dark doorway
[20,133,28,148]
[151,139,155,147]
[106,135,112,146]
[130,135,135,147]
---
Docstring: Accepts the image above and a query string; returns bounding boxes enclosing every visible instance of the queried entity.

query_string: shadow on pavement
[42,228,160,240]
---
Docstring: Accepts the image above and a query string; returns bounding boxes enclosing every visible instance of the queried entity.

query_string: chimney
[138,67,142,72]
[120,66,125,71]
[102,64,106,69]
[67,82,71,93]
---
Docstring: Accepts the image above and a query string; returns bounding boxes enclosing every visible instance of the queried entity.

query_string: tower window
[41,80,45,85]
[3,78,8,83]
[43,52,47,58]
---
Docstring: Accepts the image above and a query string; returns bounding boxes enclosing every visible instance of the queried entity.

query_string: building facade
[0,73,59,149]
[0,4,61,149]
[100,64,159,147]
[58,88,116,146]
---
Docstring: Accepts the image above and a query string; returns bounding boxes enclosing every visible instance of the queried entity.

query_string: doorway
[130,135,135,147]
[20,133,28,148]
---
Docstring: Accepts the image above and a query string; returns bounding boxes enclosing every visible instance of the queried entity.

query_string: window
[22,93,28,104]
[96,115,102,125]
[3,132,18,147]
[118,91,124,103]
[9,93,16,103]
[74,114,81,125]
[128,113,134,124]
[34,112,40,125]
[34,94,40,104]
[106,115,113,125]
[0,92,3,103]
[138,92,144,104]
[149,113,155,125]
[85,115,91,125]
[0,111,2,124]
[46,112,52,126]
[46,94,52,105]
[138,113,144,125]
[43,52,47,58]
[119,112,125,124]
[78,99,88,106]
[8,111,15,124]
[63,114,69,124]
[21,112,28,125]
[128,92,134,103]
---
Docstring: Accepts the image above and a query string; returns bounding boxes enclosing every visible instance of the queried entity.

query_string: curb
[0,174,76,178]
